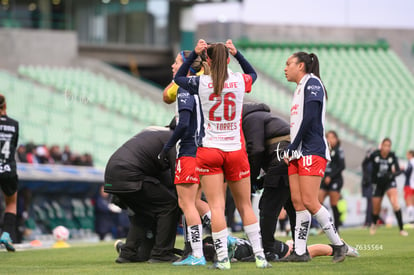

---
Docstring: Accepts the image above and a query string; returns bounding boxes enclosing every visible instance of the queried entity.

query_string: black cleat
[332,243,348,263]
[279,250,311,262]
[115,256,137,264]
[265,251,280,262]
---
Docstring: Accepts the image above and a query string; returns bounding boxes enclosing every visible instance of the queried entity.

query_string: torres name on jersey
[197,72,252,152]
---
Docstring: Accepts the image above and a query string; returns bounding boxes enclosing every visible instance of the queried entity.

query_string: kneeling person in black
[104,126,180,262]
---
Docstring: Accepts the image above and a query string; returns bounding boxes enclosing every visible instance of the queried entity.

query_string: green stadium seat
[236,42,414,157]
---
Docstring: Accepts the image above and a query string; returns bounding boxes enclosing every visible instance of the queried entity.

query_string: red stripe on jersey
[243,74,253,93]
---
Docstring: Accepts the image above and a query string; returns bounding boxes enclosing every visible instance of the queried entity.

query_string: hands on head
[225,39,237,56]
[194,39,238,56]
[195,39,208,55]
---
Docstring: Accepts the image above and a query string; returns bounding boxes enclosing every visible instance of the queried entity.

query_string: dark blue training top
[287,76,330,160]
[162,87,203,158]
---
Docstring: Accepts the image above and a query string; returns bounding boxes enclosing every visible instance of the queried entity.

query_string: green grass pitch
[2,227,414,274]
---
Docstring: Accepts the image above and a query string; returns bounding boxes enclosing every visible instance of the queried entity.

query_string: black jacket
[367,150,400,185]
[324,145,345,183]
[104,127,176,193]
[242,103,290,188]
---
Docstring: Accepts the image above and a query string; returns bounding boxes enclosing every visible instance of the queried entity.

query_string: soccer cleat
[0,232,15,252]
[115,256,135,264]
[227,235,237,259]
[172,255,206,266]
[255,255,272,268]
[265,251,280,262]
[114,240,124,254]
[341,240,360,257]
[400,230,409,237]
[279,250,311,262]
[332,243,348,263]
[209,257,231,270]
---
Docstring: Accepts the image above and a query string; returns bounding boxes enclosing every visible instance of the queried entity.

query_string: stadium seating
[229,54,369,150]
[235,41,414,157]
[0,69,173,167]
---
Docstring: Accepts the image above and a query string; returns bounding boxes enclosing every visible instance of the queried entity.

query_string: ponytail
[293,51,327,99]
[207,43,229,95]
[308,53,320,78]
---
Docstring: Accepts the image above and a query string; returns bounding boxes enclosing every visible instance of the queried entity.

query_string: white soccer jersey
[290,73,330,160]
[409,158,414,189]
[197,72,252,152]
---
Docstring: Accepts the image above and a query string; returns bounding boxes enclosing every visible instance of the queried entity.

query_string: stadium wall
[0,29,77,71]
[197,23,414,69]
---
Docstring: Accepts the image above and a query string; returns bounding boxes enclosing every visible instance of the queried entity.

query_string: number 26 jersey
[195,72,252,152]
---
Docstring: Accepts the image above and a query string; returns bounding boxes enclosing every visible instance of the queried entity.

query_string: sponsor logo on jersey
[239,170,249,178]
[208,81,239,89]
[177,92,190,98]
[185,175,199,182]
[307,85,321,91]
[196,168,210,173]
[0,125,16,132]
[291,104,299,116]
[319,169,325,176]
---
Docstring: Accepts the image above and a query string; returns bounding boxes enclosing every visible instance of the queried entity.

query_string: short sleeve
[243,74,253,93]
[304,78,324,103]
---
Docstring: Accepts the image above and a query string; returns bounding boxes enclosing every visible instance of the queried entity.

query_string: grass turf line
[1,227,414,274]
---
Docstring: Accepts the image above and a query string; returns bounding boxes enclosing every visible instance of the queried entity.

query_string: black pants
[119,215,155,261]
[362,184,373,226]
[259,184,296,253]
[116,182,179,259]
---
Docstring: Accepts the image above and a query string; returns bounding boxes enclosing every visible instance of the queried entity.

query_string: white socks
[313,206,343,246]
[202,211,211,222]
[188,224,203,258]
[202,211,212,235]
[407,206,414,222]
[244,223,265,258]
[295,210,311,255]
[212,228,228,261]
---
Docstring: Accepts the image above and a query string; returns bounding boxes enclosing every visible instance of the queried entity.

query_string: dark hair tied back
[293,51,327,99]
